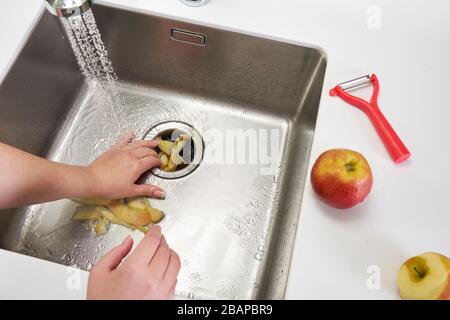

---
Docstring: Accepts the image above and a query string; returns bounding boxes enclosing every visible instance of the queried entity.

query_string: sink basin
[0,3,326,299]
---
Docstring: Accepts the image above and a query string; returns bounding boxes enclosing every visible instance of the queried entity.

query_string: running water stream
[60,8,123,131]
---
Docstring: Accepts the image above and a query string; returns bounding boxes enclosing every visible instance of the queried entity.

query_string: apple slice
[158,139,176,156]
[72,198,112,206]
[126,197,165,223]
[163,158,177,172]
[72,205,149,234]
[160,152,169,167]
[126,197,149,211]
[94,216,108,236]
[97,206,148,234]
[147,207,165,223]
[72,205,102,221]
[72,206,109,236]
[170,134,190,166]
[398,252,450,300]
[107,200,152,226]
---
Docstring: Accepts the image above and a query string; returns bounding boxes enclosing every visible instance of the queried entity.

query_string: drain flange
[143,121,204,179]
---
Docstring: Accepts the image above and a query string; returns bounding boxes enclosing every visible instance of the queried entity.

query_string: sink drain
[143,121,204,179]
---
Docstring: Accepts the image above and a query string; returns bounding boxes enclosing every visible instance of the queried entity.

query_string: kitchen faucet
[180,0,210,6]
[44,0,92,17]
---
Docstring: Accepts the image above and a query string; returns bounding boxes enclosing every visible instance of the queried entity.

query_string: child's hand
[86,134,164,199]
[87,226,180,300]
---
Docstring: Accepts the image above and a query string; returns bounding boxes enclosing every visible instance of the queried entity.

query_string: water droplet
[253,252,263,261]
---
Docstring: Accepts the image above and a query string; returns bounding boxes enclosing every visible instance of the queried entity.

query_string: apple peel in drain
[156,133,191,172]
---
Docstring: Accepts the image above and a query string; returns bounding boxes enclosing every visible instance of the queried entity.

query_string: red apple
[397,252,450,300]
[311,149,373,209]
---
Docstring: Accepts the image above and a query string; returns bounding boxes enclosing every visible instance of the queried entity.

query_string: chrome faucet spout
[180,0,210,7]
[44,0,92,17]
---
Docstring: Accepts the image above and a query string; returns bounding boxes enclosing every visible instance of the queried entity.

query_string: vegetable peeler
[329,74,411,163]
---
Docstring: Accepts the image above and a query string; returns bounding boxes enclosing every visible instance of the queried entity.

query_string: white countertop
[1,0,449,299]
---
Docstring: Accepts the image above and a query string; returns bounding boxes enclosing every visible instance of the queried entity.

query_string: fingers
[95,235,133,271]
[164,250,181,283]
[131,147,159,159]
[112,131,159,152]
[137,155,161,173]
[125,140,159,150]
[147,236,171,280]
[126,225,162,265]
[167,280,177,300]
[132,184,165,199]
[115,131,135,148]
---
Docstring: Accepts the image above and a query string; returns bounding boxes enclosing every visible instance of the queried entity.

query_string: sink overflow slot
[170,29,207,46]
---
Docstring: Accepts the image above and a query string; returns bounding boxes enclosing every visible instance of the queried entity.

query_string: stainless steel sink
[0,4,326,299]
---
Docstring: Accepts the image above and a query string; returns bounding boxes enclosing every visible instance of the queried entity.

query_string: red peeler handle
[330,74,411,163]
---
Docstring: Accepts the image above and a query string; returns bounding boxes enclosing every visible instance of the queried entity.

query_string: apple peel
[170,133,190,166]
[71,197,164,236]
[157,133,191,171]
[72,197,112,206]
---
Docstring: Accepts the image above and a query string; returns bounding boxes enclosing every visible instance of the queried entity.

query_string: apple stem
[413,266,425,278]
[345,162,356,172]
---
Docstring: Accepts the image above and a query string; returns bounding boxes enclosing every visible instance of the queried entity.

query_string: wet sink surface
[0,4,326,299]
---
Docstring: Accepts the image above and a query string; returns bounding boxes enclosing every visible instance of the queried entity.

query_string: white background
[0,0,449,299]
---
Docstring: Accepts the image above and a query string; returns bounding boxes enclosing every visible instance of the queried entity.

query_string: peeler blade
[338,74,371,91]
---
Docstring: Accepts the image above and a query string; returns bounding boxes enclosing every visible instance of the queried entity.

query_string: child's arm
[0,138,163,209]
